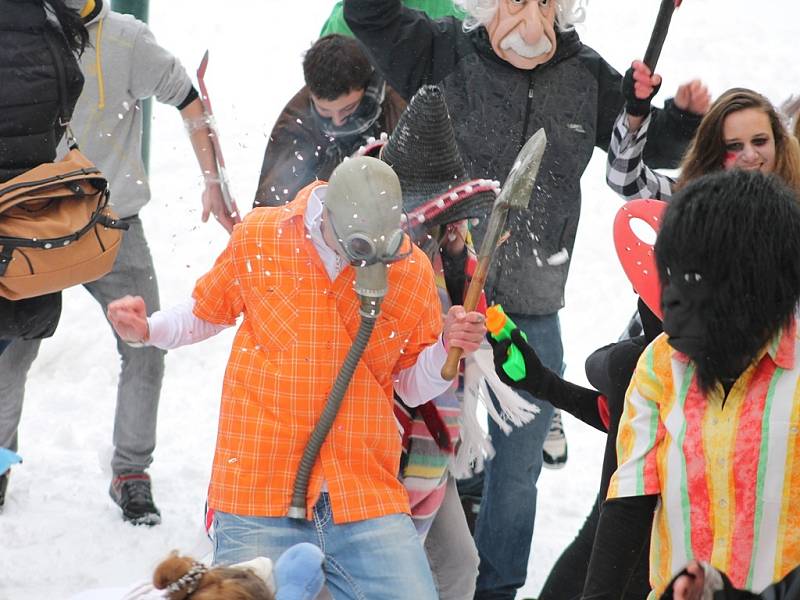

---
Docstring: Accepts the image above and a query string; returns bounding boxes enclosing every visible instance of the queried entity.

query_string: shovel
[441,128,547,381]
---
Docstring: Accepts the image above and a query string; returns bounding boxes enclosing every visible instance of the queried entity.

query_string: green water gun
[486,304,527,381]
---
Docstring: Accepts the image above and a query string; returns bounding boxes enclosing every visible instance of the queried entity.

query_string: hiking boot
[542,409,568,469]
[0,472,8,511]
[109,472,161,526]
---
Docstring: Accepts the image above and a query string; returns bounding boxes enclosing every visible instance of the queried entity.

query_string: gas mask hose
[287,292,384,519]
[288,155,400,519]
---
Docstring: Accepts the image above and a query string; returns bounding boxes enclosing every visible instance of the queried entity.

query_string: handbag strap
[0,188,127,248]
[43,27,79,150]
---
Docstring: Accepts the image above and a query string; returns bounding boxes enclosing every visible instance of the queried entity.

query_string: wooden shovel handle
[440,258,490,380]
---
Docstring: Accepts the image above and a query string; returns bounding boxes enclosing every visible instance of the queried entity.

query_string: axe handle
[440,256,490,381]
[643,0,676,71]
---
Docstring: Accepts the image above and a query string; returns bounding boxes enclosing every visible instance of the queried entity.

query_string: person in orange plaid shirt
[106,156,486,599]
[582,170,800,599]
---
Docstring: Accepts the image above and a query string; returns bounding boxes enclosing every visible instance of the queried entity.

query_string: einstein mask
[487,0,557,70]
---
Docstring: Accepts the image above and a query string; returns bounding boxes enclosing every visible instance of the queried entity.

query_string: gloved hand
[622,60,662,117]
[489,328,608,432]
[275,542,325,600]
[489,327,547,395]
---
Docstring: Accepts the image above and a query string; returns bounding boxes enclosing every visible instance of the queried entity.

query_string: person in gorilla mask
[582,169,800,599]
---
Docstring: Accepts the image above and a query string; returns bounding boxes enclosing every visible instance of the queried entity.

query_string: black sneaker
[109,472,161,526]
[0,472,8,511]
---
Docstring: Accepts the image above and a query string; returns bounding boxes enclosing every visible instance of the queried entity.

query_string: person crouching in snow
[106,156,486,600]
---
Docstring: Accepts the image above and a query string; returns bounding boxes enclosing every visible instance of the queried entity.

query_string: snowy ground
[1,1,797,598]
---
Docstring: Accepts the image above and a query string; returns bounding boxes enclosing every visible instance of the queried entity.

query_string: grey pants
[0,216,165,475]
[425,476,480,600]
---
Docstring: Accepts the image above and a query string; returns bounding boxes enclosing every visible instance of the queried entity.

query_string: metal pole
[111,0,151,172]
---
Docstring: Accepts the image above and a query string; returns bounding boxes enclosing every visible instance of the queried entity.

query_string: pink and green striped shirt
[609,318,800,598]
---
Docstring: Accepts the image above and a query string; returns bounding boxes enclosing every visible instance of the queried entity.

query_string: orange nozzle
[485,305,507,336]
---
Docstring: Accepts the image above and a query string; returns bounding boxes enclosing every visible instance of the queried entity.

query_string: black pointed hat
[380,85,498,230]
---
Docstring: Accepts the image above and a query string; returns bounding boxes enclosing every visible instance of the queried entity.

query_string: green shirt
[319,0,464,38]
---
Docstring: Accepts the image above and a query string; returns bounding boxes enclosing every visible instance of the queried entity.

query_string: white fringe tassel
[450,341,540,479]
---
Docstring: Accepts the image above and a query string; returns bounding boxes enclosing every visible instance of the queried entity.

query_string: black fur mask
[655,170,800,393]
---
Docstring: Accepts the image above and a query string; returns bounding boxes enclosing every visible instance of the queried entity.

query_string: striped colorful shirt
[609,318,800,598]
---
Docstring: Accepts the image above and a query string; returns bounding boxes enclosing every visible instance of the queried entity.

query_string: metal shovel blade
[478,128,547,258]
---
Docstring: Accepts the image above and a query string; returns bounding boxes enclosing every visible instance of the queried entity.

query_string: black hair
[44,0,90,55]
[302,34,373,101]
[655,170,800,390]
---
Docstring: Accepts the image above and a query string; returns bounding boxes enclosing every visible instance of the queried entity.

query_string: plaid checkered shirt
[606,111,676,202]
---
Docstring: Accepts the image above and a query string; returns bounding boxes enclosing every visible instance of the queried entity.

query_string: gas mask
[324,157,411,311]
[487,0,558,70]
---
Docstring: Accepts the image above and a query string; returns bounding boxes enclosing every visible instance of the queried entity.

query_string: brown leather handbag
[0,36,128,301]
[0,149,128,300]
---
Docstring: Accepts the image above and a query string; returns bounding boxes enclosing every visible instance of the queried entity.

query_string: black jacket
[0,0,84,340]
[345,0,700,314]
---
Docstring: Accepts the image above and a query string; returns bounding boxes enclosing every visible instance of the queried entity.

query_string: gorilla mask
[655,170,800,392]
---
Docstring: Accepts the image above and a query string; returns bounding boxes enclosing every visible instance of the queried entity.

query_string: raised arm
[594,57,705,170]
[606,110,676,201]
[602,61,710,200]
[344,0,463,101]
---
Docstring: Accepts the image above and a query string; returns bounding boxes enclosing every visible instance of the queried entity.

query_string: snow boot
[109,472,161,526]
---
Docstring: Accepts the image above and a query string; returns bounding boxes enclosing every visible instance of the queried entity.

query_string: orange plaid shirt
[192,181,443,523]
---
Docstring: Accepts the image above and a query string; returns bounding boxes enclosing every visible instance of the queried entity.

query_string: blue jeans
[0,340,8,356]
[472,312,564,599]
[213,494,438,600]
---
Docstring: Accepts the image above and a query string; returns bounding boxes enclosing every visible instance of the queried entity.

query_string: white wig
[455,0,588,32]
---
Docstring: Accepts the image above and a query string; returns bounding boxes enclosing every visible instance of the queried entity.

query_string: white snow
[1,1,798,598]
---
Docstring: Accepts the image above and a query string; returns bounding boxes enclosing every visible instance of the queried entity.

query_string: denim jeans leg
[0,337,41,453]
[83,217,165,475]
[474,311,564,600]
[319,499,437,600]
[214,495,437,600]
[212,509,316,566]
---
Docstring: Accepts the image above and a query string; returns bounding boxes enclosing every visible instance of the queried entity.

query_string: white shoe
[542,409,568,469]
